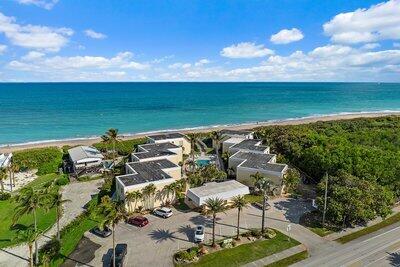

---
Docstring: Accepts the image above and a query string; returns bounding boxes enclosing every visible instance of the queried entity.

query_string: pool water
[196,159,211,167]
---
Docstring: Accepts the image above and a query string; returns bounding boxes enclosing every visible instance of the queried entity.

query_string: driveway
[0,179,103,267]
[85,197,322,267]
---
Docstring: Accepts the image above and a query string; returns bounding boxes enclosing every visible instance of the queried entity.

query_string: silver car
[153,207,173,218]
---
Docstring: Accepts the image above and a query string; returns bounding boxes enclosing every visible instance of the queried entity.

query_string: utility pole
[322,172,328,227]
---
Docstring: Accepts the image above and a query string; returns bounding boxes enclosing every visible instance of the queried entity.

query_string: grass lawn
[299,211,339,237]
[0,173,60,248]
[336,212,400,244]
[244,194,263,204]
[188,231,299,267]
[265,251,309,267]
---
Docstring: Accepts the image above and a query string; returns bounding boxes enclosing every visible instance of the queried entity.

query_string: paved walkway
[243,244,306,267]
[0,179,103,267]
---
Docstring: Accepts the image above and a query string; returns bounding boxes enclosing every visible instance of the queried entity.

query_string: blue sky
[0,0,399,81]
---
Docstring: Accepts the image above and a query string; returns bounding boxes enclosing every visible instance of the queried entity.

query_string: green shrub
[13,147,62,175]
[263,229,276,239]
[39,238,61,264]
[55,175,69,186]
[0,192,11,201]
[250,229,262,238]
[93,138,147,156]
[175,248,198,262]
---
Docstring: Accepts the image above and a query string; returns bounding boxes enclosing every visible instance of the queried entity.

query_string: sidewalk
[243,244,307,267]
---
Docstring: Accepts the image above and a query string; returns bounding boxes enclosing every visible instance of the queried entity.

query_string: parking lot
[69,198,318,267]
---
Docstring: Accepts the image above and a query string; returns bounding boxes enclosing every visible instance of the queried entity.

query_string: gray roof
[232,151,287,173]
[230,139,267,152]
[148,132,186,141]
[119,159,178,186]
[68,146,103,162]
[133,142,178,160]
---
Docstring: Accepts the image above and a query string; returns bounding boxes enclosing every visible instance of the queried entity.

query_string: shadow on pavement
[61,236,100,267]
[148,228,191,243]
[273,198,313,223]
[387,251,400,266]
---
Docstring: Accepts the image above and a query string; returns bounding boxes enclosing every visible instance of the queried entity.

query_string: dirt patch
[61,237,101,267]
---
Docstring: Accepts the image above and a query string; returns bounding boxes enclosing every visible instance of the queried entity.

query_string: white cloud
[8,52,149,73]
[361,43,381,50]
[323,0,400,44]
[0,44,7,54]
[220,42,274,58]
[84,29,107,39]
[0,12,73,51]
[195,59,211,66]
[15,0,58,10]
[168,62,191,69]
[270,28,304,44]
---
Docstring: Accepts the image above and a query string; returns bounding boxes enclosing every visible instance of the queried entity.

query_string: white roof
[0,153,12,169]
[224,137,245,144]
[187,180,249,206]
[68,146,104,164]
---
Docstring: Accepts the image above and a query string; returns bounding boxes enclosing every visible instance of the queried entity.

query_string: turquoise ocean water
[0,82,399,146]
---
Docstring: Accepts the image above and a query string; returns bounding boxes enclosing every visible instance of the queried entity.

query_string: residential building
[220,129,254,153]
[68,146,104,172]
[132,142,183,165]
[185,180,249,208]
[147,132,191,155]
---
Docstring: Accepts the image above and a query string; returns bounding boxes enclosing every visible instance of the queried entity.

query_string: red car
[127,216,149,227]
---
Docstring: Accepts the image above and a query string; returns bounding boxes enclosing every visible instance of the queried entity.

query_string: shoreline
[1,111,399,153]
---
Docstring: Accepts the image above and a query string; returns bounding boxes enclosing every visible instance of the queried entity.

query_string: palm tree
[13,187,47,265]
[141,183,157,210]
[11,162,19,187]
[210,131,223,153]
[252,173,274,234]
[125,191,142,212]
[47,189,71,240]
[98,196,128,267]
[186,132,199,164]
[162,183,176,205]
[204,197,227,247]
[0,168,6,192]
[101,128,121,163]
[14,225,42,267]
[232,195,248,239]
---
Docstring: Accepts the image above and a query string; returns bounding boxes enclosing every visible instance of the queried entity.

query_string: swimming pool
[196,159,211,167]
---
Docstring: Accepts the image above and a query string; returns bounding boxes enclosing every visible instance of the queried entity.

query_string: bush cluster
[13,147,63,175]
[0,192,11,201]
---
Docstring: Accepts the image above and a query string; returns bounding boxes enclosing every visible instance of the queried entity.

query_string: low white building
[68,146,104,172]
[185,180,249,207]
[0,153,12,169]
[220,129,254,153]
[147,132,191,155]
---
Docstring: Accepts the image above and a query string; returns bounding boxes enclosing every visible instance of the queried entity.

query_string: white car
[153,207,173,218]
[194,225,205,243]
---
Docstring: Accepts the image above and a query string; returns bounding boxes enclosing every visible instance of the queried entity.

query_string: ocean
[0,82,399,146]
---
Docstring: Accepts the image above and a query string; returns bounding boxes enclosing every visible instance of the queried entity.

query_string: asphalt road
[293,224,400,267]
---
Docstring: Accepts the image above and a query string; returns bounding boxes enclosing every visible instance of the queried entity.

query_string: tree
[13,187,47,265]
[232,195,248,239]
[283,168,301,193]
[188,165,227,187]
[162,183,177,205]
[141,183,157,210]
[316,171,394,227]
[11,162,20,187]
[125,191,142,212]
[0,168,6,192]
[253,173,275,234]
[14,225,42,267]
[204,198,227,247]
[186,133,200,166]
[210,131,223,153]
[97,196,128,267]
[47,189,71,240]
[101,128,121,163]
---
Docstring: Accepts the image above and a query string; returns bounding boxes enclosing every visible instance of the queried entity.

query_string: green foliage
[316,171,394,227]
[256,116,400,193]
[39,238,61,264]
[13,147,62,175]
[93,138,147,156]
[265,251,309,267]
[283,169,301,193]
[188,165,227,187]
[0,192,11,201]
[55,175,69,186]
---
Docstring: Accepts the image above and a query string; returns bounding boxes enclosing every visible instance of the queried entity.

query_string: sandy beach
[1,111,399,153]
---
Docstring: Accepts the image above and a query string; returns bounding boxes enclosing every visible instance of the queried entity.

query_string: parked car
[253,202,271,210]
[194,225,205,243]
[153,207,173,218]
[127,216,149,227]
[109,243,127,267]
[91,226,112,238]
